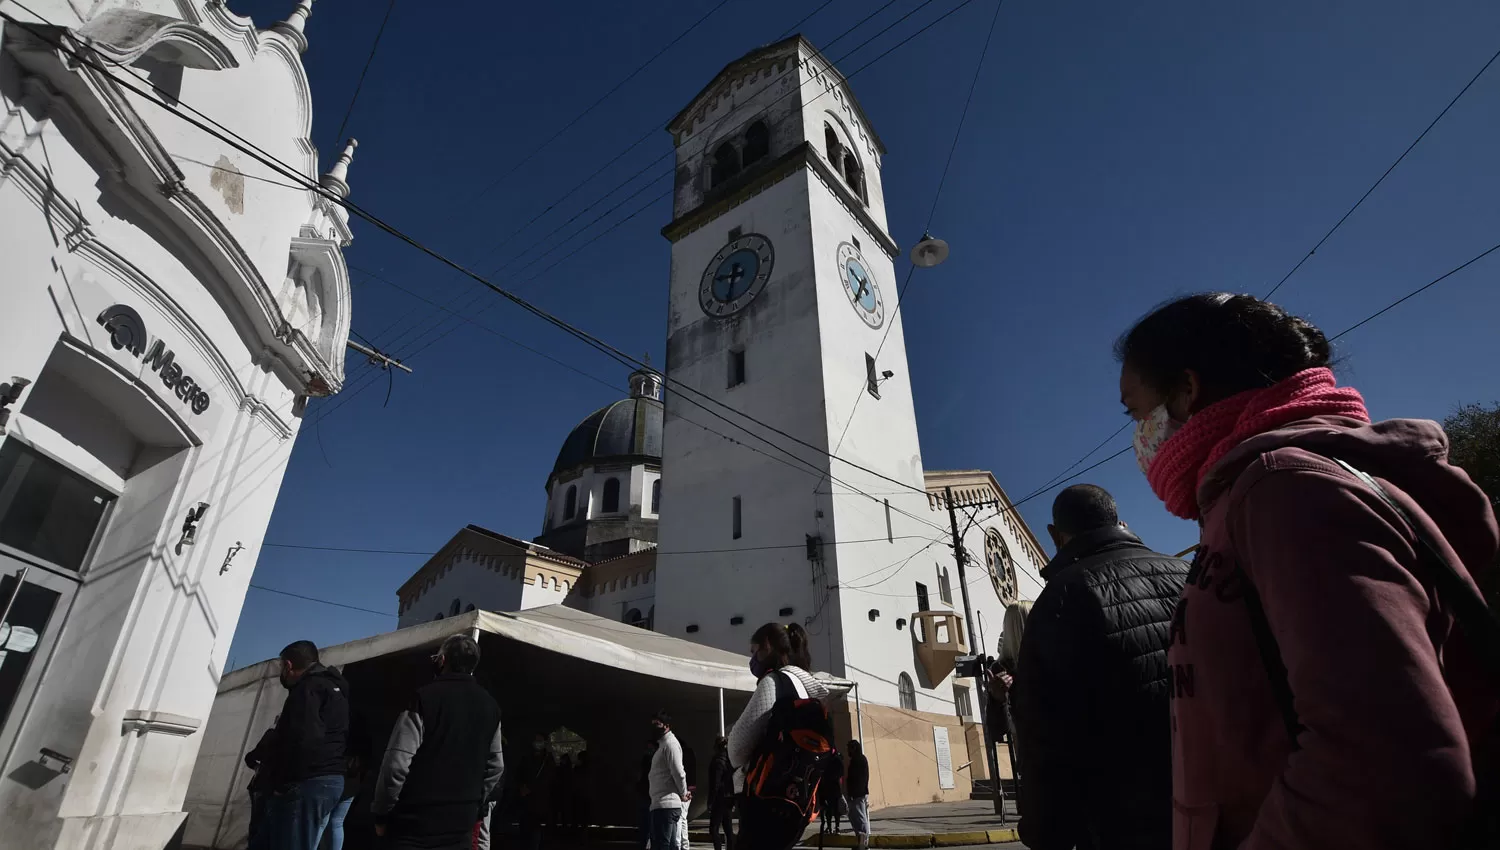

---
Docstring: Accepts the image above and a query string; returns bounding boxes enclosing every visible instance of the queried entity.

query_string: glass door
[0,554,77,772]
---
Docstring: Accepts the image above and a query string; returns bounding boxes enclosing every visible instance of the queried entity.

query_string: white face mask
[1132,404,1184,475]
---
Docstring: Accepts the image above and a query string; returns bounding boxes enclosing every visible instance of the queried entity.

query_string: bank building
[0,1,358,847]
[185,35,1053,847]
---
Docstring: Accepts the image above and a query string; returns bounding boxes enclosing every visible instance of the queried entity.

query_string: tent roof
[219,605,852,696]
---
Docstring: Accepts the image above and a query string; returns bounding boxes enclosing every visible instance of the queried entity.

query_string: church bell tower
[653,36,937,711]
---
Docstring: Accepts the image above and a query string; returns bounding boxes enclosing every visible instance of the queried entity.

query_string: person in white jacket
[728,623,830,850]
[649,711,690,850]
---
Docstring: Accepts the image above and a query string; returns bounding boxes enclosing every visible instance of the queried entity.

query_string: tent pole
[718,687,726,736]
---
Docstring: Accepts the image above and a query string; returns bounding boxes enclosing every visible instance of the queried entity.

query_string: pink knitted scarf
[1146,367,1370,520]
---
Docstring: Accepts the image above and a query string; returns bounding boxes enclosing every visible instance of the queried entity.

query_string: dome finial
[320,138,357,199]
[272,0,315,52]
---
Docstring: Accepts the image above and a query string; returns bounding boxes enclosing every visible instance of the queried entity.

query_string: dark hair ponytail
[1115,293,1331,405]
[751,622,815,671]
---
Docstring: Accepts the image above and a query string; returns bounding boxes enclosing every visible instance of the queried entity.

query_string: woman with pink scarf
[1115,293,1499,850]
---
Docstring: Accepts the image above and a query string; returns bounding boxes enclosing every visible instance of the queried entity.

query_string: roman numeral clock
[699,233,775,317]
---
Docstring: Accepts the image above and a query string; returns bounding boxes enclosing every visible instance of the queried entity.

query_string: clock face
[838,242,884,328]
[699,234,775,318]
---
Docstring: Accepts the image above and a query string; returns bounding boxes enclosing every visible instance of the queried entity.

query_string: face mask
[1132,404,1184,475]
[749,654,768,680]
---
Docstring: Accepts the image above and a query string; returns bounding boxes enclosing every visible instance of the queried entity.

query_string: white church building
[0,1,355,847]
[393,36,1050,809]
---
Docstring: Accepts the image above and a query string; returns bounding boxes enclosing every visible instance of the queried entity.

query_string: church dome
[550,368,664,479]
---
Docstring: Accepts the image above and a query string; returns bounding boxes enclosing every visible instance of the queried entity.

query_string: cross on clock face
[838,242,884,328]
[700,234,775,318]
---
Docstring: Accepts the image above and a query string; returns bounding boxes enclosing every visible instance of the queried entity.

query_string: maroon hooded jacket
[1167,416,1499,850]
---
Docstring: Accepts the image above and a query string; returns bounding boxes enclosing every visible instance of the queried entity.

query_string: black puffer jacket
[1012,527,1188,850]
[267,663,350,787]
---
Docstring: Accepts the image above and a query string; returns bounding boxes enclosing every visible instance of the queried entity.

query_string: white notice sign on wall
[932,726,955,790]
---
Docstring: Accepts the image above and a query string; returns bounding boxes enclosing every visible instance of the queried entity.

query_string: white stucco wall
[0,4,351,847]
[396,557,524,628]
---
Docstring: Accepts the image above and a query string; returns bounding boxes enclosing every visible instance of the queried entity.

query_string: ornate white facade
[0,1,353,846]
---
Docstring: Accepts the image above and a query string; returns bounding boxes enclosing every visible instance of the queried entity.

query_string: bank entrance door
[0,557,77,771]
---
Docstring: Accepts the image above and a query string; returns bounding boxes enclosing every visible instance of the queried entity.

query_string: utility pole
[946,486,1006,819]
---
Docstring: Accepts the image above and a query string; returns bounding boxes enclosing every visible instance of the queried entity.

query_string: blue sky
[223,0,1500,668]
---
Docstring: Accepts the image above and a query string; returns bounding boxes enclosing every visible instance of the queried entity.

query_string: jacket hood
[303,662,347,689]
[1202,416,1499,571]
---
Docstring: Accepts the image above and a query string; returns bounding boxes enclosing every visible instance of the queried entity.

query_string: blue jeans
[651,807,683,850]
[261,775,344,850]
[319,796,353,850]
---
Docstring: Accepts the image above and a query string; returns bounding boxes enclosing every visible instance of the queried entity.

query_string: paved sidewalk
[790,799,1022,848]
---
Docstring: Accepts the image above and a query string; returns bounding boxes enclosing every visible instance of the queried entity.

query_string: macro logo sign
[97,305,211,415]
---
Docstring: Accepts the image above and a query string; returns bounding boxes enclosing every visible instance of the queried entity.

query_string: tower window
[728,226,743,241]
[898,673,917,710]
[916,582,930,612]
[728,348,746,387]
[711,141,741,187]
[651,479,661,514]
[732,495,743,540]
[937,564,953,605]
[843,152,866,203]
[866,354,880,399]
[564,485,578,520]
[885,498,893,542]
[602,477,621,513]
[449,598,461,616]
[744,120,770,166]
[954,683,973,719]
[824,123,843,165]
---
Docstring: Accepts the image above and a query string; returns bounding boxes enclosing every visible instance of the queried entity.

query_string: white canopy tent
[183,606,852,850]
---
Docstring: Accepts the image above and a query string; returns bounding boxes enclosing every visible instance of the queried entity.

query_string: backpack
[1240,458,1500,848]
[744,670,835,823]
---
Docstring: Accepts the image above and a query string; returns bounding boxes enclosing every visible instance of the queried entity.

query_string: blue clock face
[699,234,775,318]
[712,249,760,302]
[837,242,884,328]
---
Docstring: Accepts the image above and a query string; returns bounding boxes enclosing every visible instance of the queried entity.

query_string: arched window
[433,612,444,621]
[602,477,621,513]
[651,479,661,514]
[898,673,917,710]
[824,123,842,164]
[743,120,769,166]
[465,603,476,613]
[564,485,578,520]
[843,152,865,202]
[711,141,741,186]
[625,608,645,628]
[450,598,461,616]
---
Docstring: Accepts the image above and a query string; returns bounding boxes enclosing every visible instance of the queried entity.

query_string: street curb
[798,828,1019,848]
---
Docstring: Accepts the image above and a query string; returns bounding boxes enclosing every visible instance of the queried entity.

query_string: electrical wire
[261,534,936,558]
[247,583,393,617]
[1262,42,1500,301]
[828,0,1004,458]
[333,0,398,145]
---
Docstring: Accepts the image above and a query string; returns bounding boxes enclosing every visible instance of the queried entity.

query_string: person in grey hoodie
[648,711,690,850]
[372,634,503,850]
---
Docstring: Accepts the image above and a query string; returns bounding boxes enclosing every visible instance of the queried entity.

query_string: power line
[449,0,737,238]
[830,0,1003,458]
[1328,239,1500,342]
[333,0,399,145]
[1262,42,1500,300]
[247,583,393,618]
[261,534,936,559]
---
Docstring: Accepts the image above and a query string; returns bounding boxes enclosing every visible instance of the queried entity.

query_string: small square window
[729,226,743,241]
[732,496,743,540]
[728,348,746,387]
[852,235,860,249]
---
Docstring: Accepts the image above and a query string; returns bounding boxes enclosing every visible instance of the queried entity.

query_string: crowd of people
[241,292,1498,850]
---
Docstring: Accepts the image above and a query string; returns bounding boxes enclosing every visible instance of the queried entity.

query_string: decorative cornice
[121,709,201,738]
[74,9,239,71]
[661,142,898,259]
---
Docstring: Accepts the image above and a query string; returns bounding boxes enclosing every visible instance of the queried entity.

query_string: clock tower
[654,36,943,713]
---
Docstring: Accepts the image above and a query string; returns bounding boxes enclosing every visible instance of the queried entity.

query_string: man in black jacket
[846,740,870,850]
[1012,485,1187,850]
[372,634,503,850]
[257,640,349,850]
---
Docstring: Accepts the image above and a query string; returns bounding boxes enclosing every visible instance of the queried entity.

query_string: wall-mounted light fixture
[176,502,210,555]
[0,377,31,434]
[219,541,244,575]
